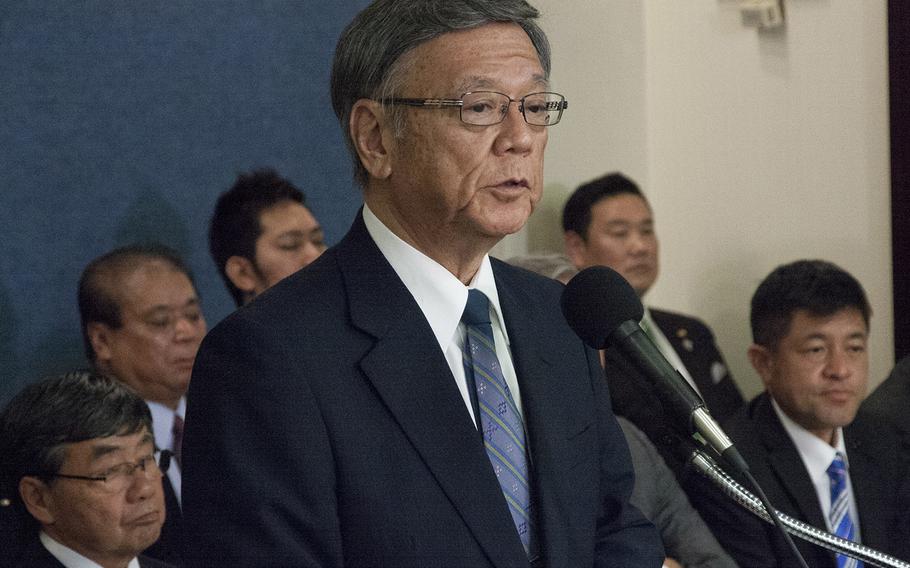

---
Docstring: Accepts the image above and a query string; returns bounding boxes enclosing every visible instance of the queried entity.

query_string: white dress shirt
[147,397,184,504]
[640,307,702,397]
[362,205,524,425]
[771,398,861,536]
[40,531,140,568]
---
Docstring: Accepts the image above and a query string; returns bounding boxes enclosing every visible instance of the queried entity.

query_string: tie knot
[462,289,491,326]
[827,453,847,480]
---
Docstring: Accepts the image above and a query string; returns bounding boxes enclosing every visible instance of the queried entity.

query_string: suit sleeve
[588,347,666,567]
[619,418,738,568]
[181,312,342,567]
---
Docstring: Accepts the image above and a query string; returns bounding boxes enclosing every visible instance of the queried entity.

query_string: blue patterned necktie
[827,453,862,568]
[461,289,534,556]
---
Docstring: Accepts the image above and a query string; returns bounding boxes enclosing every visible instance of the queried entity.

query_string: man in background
[690,259,910,566]
[0,370,172,568]
[563,172,743,470]
[182,1,663,566]
[209,168,326,307]
[78,244,207,565]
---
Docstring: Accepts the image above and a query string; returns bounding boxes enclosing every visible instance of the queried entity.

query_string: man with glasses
[78,244,207,565]
[0,370,172,568]
[182,0,662,566]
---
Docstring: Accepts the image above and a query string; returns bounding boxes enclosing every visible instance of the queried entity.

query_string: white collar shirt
[147,397,184,504]
[362,205,523,425]
[40,531,140,568]
[771,397,860,536]
[640,307,702,397]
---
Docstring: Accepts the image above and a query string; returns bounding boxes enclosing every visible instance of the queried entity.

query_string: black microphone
[561,265,748,473]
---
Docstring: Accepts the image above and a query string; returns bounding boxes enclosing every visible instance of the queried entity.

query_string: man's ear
[564,231,586,269]
[86,322,113,365]
[19,477,55,525]
[225,256,259,297]
[350,99,393,180]
[748,343,774,388]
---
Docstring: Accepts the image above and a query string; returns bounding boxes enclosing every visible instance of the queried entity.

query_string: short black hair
[78,244,196,361]
[0,370,153,545]
[208,168,307,306]
[750,259,871,349]
[562,172,646,239]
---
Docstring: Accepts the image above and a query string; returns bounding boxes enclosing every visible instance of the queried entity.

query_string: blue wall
[0,2,371,404]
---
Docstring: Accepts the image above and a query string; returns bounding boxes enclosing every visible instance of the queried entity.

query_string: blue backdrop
[0,1,372,404]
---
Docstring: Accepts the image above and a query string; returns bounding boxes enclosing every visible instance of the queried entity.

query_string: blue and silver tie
[827,452,862,568]
[461,289,534,555]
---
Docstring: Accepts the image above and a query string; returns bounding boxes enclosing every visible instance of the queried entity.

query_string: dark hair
[0,370,153,541]
[330,0,551,186]
[208,168,307,306]
[750,259,871,349]
[78,244,196,361]
[561,172,646,239]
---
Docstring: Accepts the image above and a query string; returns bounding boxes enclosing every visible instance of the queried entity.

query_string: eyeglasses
[44,450,172,494]
[383,91,568,126]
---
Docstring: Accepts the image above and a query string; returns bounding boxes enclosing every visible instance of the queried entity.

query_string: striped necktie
[827,453,862,568]
[461,289,534,556]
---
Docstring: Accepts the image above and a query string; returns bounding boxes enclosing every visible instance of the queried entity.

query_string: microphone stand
[689,449,910,568]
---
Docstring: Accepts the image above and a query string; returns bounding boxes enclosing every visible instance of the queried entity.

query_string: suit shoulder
[650,308,713,335]
[721,394,771,445]
[491,257,563,292]
[212,251,346,333]
[139,555,176,568]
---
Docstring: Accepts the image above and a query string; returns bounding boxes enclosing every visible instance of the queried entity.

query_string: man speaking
[181,1,662,566]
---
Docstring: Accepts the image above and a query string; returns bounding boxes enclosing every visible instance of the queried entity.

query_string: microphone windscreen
[561,266,644,349]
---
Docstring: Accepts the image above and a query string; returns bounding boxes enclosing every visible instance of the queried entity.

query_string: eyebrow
[276,226,325,240]
[603,219,653,228]
[454,74,550,95]
[89,432,154,460]
[141,297,199,316]
[802,331,868,342]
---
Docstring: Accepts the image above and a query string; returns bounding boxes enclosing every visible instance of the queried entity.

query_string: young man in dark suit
[563,172,744,472]
[690,259,910,566]
[181,1,663,566]
[0,371,173,568]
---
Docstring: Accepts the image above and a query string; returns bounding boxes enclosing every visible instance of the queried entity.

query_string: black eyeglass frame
[382,91,568,126]
[37,449,172,484]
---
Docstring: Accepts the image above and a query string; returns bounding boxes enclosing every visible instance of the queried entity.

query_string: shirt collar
[146,397,185,453]
[40,531,140,568]
[362,205,509,352]
[771,396,848,475]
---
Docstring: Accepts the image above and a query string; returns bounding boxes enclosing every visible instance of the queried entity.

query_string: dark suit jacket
[15,534,173,567]
[604,309,743,474]
[182,213,663,567]
[141,475,182,566]
[688,393,910,567]
[862,355,910,448]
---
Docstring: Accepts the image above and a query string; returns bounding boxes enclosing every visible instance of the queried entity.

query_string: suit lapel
[335,216,527,567]
[756,396,828,530]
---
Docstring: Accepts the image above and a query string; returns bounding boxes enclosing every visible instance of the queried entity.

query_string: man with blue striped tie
[688,260,910,567]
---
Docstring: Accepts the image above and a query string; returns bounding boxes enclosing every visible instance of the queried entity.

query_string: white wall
[511,0,893,397]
